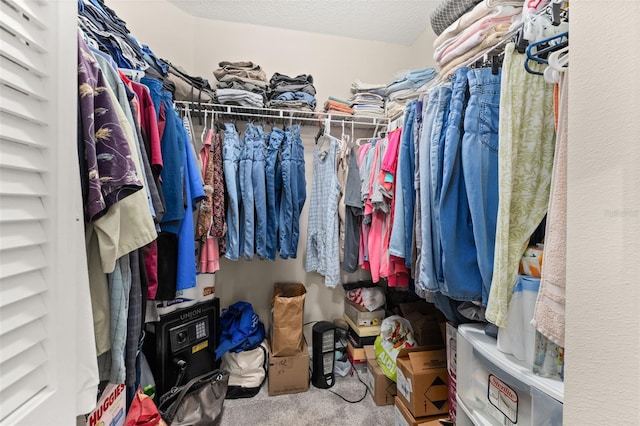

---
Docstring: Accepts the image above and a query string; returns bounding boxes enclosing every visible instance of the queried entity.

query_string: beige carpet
[219,372,394,426]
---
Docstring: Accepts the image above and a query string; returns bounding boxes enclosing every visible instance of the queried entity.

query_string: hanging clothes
[461,67,502,306]
[306,135,341,287]
[533,70,568,347]
[486,43,556,327]
[342,144,363,273]
[439,66,483,302]
[197,129,221,273]
[222,123,242,261]
[265,127,285,261]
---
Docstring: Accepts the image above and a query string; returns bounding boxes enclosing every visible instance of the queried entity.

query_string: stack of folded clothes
[323,97,353,115]
[384,66,437,117]
[349,93,385,118]
[213,60,268,108]
[433,0,524,79]
[267,73,317,111]
[348,79,387,118]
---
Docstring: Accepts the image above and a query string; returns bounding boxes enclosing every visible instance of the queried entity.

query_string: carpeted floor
[219,371,394,426]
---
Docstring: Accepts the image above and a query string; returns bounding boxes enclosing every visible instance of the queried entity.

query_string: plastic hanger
[525,31,568,75]
[543,45,569,83]
[200,110,208,144]
[548,45,569,70]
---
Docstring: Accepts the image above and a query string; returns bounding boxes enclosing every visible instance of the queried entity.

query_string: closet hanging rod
[174,101,390,128]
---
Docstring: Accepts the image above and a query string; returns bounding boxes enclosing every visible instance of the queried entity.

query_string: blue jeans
[253,126,267,260]
[429,86,452,291]
[389,100,416,262]
[462,68,502,305]
[418,90,439,292]
[289,125,306,259]
[439,67,483,302]
[279,129,293,258]
[240,124,258,260]
[265,127,284,261]
[223,123,242,260]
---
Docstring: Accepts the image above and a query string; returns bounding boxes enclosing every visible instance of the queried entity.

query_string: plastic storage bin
[456,324,563,426]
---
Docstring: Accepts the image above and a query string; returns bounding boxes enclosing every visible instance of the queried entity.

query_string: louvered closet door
[0,0,81,424]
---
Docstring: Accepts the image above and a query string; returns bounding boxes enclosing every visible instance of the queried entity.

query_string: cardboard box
[344,298,385,327]
[344,314,381,337]
[364,345,397,406]
[84,383,126,426]
[396,347,449,418]
[347,340,367,363]
[394,396,447,426]
[398,301,445,347]
[268,339,310,396]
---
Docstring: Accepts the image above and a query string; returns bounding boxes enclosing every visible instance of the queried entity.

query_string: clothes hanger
[200,109,208,144]
[525,31,568,75]
[543,45,569,83]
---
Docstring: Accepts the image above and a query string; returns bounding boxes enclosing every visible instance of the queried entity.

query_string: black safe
[143,298,220,397]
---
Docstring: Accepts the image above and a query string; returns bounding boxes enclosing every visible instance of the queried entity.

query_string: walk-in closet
[0,1,637,425]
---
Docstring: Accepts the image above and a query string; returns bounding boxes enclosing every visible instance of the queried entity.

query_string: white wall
[109,0,195,71]
[565,2,640,425]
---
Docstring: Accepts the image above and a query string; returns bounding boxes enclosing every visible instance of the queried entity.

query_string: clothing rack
[174,101,390,129]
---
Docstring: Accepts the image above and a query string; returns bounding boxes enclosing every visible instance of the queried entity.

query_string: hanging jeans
[279,125,306,259]
[462,67,502,306]
[279,129,294,258]
[239,124,258,259]
[291,125,306,259]
[223,123,242,260]
[253,126,268,260]
[439,67,483,302]
[417,90,439,292]
[265,127,284,261]
[429,85,452,291]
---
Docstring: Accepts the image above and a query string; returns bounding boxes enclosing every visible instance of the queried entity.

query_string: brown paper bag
[271,283,306,356]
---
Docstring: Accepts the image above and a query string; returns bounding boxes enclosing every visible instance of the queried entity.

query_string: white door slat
[0,195,47,222]
[0,56,47,101]
[0,343,47,390]
[0,112,47,149]
[0,1,47,54]
[0,318,46,363]
[0,245,46,280]
[0,83,47,125]
[0,367,48,419]
[0,270,46,307]
[0,220,46,251]
[0,294,47,336]
[0,168,47,197]
[6,0,48,30]
[0,139,47,172]
[0,26,47,77]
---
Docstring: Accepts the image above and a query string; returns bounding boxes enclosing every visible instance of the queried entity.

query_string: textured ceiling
[167,0,439,46]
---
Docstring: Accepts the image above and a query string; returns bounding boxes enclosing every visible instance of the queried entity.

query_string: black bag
[157,369,229,426]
